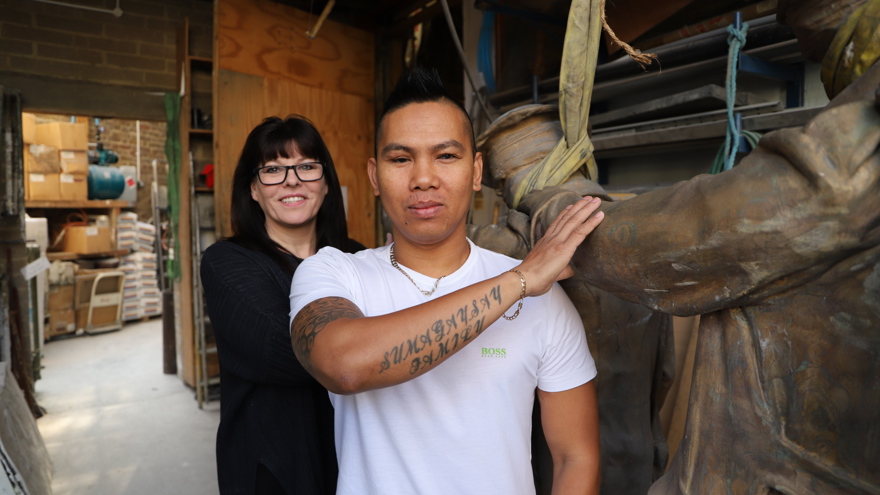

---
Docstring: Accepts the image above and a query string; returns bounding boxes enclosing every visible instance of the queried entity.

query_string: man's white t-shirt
[289,240,596,495]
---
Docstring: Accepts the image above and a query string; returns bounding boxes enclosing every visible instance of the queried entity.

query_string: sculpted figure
[470,0,880,493]
[469,108,675,495]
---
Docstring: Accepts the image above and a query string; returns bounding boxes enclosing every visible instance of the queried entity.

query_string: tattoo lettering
[379,328,432,372]
[379,286,500,376]
[431,319,448,342]
[445,314,458,330]
[291,297,362,377]
[490,285,502,305]
[457,306,469,326]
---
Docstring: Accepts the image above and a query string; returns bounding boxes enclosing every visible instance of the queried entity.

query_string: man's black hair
[375,66,476,155]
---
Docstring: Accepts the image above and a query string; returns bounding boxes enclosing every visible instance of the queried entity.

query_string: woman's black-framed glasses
[254,162,325,185]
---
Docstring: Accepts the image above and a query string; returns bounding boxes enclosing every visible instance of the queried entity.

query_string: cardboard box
[25,144,61,173]
[47,284,75,311]
[22,152,40,191]
[59,150,89,175]
[47,308,76,338]
[22,112,36,144]
[26,172,60,200]
[35,121,88,150]
[61,225,111,254]
[59,173,88,201]
[76,305,119,329]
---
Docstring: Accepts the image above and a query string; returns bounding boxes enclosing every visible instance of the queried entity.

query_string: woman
[201,115,364,494]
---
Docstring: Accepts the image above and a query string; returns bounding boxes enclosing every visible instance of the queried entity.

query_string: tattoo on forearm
[292,297,362,376]
[379,284,503,375]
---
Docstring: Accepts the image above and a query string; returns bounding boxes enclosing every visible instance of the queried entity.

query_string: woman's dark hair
[228,115,350,274]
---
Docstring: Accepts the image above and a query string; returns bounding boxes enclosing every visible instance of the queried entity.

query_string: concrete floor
[35,318,220,495]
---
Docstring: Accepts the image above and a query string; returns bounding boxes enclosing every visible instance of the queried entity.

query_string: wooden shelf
[25,199,128,209]
[591,106,823,158]
[47,249,130,261]
[177,16,217,393]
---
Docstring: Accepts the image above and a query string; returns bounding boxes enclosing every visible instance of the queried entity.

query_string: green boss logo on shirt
[481,347,507,358]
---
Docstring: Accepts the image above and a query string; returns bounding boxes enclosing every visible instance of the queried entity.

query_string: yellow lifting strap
[510,0,656,209]
[822,0,880,99]
[511,0,601,209]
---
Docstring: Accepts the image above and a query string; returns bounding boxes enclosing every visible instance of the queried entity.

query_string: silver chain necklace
[389,244,444,296]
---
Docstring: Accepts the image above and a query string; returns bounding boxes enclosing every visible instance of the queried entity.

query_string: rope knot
[726,23,749,46]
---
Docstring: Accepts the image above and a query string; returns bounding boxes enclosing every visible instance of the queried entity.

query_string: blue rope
[478,12,496,94]
[722,22,749,172]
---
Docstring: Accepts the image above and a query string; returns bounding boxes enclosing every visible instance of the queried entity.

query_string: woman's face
[250,149,329,238]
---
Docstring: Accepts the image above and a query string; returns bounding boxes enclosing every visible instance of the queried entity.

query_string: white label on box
[60,151,76,159]
[85,226,98,236]
[21,255,51,281]
[94,294,120,305]
[60,173,74,183]
[29,173,45,182]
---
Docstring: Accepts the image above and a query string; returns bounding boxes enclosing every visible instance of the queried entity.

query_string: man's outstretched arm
[291,197,605,395]
[539,381,601,495]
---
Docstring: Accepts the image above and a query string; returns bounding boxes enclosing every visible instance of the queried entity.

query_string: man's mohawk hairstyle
[382,66,450,116]
[376,66,476,154]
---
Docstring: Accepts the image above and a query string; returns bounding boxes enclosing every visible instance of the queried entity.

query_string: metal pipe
[439,0,494,123]
[532,74,539,104]
[306,0,336,39]
[31,0,122,17]
[136,120,141,183]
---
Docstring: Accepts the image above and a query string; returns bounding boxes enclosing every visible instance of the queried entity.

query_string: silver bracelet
[502,268,526,321]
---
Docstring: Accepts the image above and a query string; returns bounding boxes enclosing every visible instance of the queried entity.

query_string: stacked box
[32,120,89,201]
[61,225,111,254]
[24,143,61,200]
[120,251,162,320]
[116,212,138,251]
[116,213,161,320]
[136,221,156,253]
[47,284,76,338]
[22,112,36,144]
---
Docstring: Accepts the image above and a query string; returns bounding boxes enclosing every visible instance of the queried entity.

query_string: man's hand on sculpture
[517,196,604,297]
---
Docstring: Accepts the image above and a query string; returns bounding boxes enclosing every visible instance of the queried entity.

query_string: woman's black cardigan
[201,238,363,494]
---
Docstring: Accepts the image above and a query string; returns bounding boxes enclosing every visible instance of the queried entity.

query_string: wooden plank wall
[215,0,376,247]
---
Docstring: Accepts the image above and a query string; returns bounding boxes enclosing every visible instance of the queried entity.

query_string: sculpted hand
[517,196,604,297]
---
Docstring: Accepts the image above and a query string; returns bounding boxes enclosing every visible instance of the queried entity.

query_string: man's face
[368,101,482,248]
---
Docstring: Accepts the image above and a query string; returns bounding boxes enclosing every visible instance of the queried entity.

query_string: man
[289,68,603,495]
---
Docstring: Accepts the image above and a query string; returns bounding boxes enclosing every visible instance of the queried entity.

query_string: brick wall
[97,118,168,220]
[0,0,212,119]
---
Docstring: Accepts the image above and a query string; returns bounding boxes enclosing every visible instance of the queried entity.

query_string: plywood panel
[214,69,267,239]
[217,0,374,100]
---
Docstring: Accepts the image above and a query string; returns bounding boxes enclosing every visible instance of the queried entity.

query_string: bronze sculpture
[470,0,880,492]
